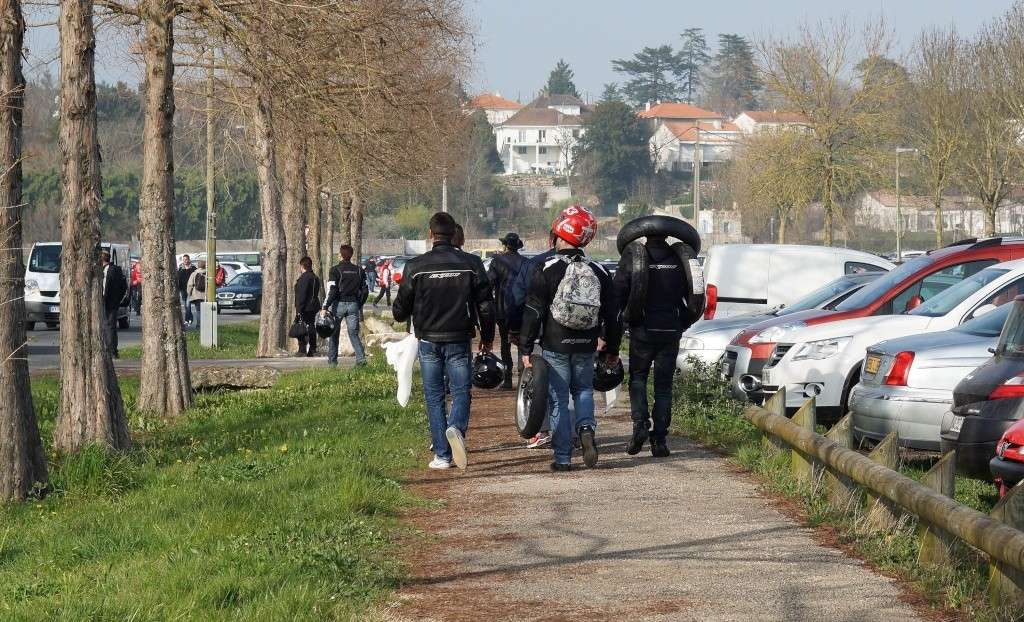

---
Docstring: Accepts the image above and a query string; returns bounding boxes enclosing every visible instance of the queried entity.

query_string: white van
[24,242,131,330]
[702,244,894,319]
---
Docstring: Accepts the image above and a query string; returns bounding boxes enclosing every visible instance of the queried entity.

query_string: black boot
[502,370,513,390]
[626,425,648,455]
[651,438,671,458]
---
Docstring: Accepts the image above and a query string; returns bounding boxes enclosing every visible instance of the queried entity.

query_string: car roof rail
[944,237,977,248]
[969,237,1005,249]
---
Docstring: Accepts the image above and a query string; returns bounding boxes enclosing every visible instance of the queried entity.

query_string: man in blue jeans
[322,244,369,366]
[392,212,495,470]
[520,206,621,472]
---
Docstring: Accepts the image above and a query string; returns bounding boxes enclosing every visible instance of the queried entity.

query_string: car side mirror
[904,295,924,312]
[973,304,998,319]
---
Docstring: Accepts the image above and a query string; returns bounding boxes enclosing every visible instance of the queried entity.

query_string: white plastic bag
[603,387,618,413]
[384,334,419,407]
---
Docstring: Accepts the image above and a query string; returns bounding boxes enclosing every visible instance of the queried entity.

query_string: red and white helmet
[552,205,598,248]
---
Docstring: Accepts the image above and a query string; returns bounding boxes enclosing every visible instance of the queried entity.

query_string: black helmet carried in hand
[314,311,336,339]
[472,352,505,389]
[593,356,624,392]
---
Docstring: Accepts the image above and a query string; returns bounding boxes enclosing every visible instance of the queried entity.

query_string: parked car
[701,244,892,320]
[724,238,1024,406]
[756,259,1024,420]
[25,241,131,330]
[850,301,1012,450]
[389,256,413,286]
[941,296,1024,479]
[678,272,883,371]
[991,418,1024,496]
[218,260,250,274]
[215,271,262,314]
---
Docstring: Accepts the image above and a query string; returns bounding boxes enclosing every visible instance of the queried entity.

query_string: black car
[941,296,1024,479]
[215,271,262,314]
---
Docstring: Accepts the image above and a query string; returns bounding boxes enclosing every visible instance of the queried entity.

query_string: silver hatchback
[850,303,1012,450]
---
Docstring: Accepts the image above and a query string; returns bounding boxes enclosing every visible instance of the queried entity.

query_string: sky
[467,0,1012,103]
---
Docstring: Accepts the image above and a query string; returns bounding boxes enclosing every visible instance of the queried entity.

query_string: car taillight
[704,283,718,320]
[883,351,915,386]
[990,375,1024,400]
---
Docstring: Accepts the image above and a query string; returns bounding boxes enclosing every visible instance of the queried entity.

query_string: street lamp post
[895,147,919,264]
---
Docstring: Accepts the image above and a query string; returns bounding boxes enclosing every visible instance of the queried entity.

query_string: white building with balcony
[495,95,587,175]
[465,92,524,126]
[650,120,741,172]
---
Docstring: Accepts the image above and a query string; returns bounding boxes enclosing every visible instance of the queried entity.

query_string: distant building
[465,92,524,126]
[733,110,810,134]
[855,190,1024,237]
[638,102,725,129]
[650,120,741,172]
[494,94,589,175]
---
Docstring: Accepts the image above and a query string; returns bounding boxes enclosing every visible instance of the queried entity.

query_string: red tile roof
[638,102,724,120]
[501,107,584,127]
[467,93,524,111]
[663,121,740,142]
[739,110,809,124]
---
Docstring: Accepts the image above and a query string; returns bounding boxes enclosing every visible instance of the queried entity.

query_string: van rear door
[706,246,769,317]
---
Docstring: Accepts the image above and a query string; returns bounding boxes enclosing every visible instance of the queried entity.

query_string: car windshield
[998,302,1024,357]
[910,268,1009,317]
[956,302,1014,337]
[228,273,260,287]
[28,245,61,273]
[834,256,931,311]
[777,277,859,316]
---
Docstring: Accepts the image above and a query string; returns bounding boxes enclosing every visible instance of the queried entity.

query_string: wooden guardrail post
[865,432,901,532]
[918,451,956,568]
[989,481,1024,607]
[760,387,788,456]
[824,414,859,511]
[790,398,819,483]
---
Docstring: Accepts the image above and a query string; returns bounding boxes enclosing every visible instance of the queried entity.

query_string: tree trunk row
[254,88,288,357]
[282,134,307,350]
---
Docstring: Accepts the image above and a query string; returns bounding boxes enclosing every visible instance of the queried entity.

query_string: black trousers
[104,307,119,357]
[374,284,391,306]
[497,319,519,377]
[296,311,318,356]
[628,337,680,441]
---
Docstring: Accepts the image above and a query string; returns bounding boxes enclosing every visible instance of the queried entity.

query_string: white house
[465,92,524,126]
[638,102,725,130]
[650,120,741,172]
[494,95,588,175]
[733,110,809,134]
[855,190,1024,237]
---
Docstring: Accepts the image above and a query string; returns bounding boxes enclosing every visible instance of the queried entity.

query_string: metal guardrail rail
[746,387,1024,605]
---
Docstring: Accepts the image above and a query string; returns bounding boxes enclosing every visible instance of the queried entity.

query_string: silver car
[677,272,883,373]
[850,302,1012,450]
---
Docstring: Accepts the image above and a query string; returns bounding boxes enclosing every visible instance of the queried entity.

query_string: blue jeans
[419,340,472,462]
[329,301,366,364]
[180,291,193,324]
[543,350,596,464]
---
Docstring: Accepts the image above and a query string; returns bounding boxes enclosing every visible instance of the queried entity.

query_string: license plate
[865,354,881,375]
[220,300,233,306]
[762,368,774,386]
[49,305,59,313]
[949,415,964,434]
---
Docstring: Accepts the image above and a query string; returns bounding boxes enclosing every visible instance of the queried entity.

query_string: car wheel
[118,316,130,329]
[250,302,261,315]
[25,321,34,331]
[516,355,549,439]
[45,322,57,329]
[840,368,861,418]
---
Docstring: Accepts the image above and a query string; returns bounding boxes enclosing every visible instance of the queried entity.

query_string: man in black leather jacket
[322,244,369,366]
[486,232,526,389]
[393,212,495,471]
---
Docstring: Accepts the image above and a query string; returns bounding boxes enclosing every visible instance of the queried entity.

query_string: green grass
[119,320,260,360]
[673,358,1006,621]
[1,358,428,620]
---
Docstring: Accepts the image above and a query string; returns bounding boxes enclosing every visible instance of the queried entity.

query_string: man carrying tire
[520,206,621,472]
[393,212,495,471]
[613,227,703,458]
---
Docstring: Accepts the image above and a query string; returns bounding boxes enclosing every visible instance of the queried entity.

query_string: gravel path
[382,390,927,622]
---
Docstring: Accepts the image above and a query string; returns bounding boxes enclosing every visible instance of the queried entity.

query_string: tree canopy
[574,101,653,211]
[545,59,579,97]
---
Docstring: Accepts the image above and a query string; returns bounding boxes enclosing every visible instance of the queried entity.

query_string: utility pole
[442,176,448,213]
[202,47,218,347]
[693,127,702,228]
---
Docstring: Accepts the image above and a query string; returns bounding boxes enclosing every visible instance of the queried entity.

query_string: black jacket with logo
[323,260,368,308]
[520,248,622,356]
[392,241,495,344]
[294,271,321,315]
[486,251,526,320]
[612,238,690,343]
[176,265,196,295]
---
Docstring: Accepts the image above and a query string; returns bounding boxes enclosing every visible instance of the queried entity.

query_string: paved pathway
[382,391,927,622]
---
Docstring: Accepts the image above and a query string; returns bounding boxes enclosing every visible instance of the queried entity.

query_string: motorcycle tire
[516,354,549,439]
[616,214,701,255]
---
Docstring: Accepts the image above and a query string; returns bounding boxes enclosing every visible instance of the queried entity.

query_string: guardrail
[748,388,1024,607]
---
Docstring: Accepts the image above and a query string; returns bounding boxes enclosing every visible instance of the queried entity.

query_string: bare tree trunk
[0,0,47,500]
[350,191,363,261]
[339,191,352,246]
[306,157,323,279]
[325,190,335,267]
[253,88,287,357]
[934,194,944,249]
[985,201,997,237]
[137,0,190,416]
[777,213,787,244]
[822,170,835,246]
[282,134,307,350]
[54,0,130,452]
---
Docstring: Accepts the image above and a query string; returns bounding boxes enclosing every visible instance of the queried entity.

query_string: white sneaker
[526,433,551,449]
[428,456,452,470]
[446,426,468,470]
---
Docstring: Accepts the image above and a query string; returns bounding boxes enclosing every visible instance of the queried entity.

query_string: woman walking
[294,256,321,356]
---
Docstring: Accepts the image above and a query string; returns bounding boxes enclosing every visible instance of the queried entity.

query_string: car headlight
[236,293,253,300]
[750,322,804,344]
[680,336,704,350]
[24,278,38,293]
[792,337,852,361]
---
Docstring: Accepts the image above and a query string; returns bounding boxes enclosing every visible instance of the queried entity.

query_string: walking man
[520,206,621,472]
[323,244,369,366]
[177,254,196,328]
[100,250,128,358]
[186,260,207,332]
[364,256,378,292]
[613,233,702,457]
[486,232,526,389]
[393,212,495,470]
